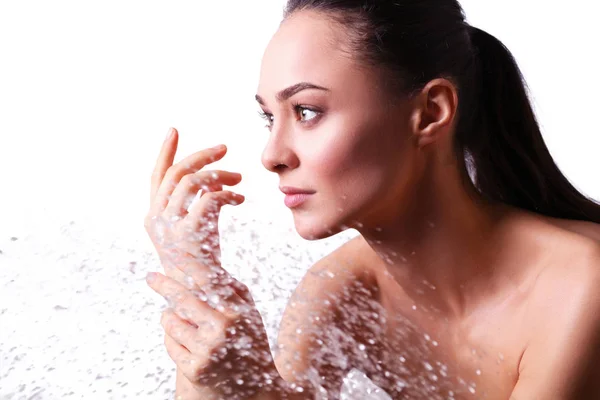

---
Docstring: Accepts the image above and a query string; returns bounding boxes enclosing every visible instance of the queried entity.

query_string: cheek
[301,123,396,202]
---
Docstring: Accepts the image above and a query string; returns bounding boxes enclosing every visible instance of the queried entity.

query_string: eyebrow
[255,82,329,105]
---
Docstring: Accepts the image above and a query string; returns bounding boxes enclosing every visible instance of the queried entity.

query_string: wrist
[249,375,313,400]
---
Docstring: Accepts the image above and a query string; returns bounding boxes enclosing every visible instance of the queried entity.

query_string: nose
[261,129,299,173]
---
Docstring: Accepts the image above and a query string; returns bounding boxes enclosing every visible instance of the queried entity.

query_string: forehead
[257,11,355,98]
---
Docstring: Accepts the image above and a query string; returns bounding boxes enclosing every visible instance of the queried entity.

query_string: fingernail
[212,144,226,151]
[165,128,174,140]
[146,272,158,283]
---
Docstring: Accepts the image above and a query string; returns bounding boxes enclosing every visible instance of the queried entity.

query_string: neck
[355,161,515,319]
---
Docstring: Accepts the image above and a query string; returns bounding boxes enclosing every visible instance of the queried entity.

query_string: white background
[0,1,598,399]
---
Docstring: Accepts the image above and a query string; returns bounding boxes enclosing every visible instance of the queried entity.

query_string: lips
[279,186,315,195]
[280,186,315,208]
[284,193,313,208]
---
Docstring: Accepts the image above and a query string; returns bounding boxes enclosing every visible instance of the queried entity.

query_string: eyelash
[257,103,321,129]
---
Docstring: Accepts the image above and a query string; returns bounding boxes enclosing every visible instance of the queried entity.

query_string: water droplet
[424,334,431,341]
[395,380,407,391]
[399,356,406,363]
[209,294,220,305]
[412,305,417,311]
[423,362,433,371]
[476,369,481,375]
[201,244,212,252]
[432,340,438,347]
[184,275,195,289]
[358,343,366,351]
[236,379,244,385]
[468,386,476,394]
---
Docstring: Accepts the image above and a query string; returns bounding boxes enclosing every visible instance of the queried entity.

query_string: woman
[144,1,600,399]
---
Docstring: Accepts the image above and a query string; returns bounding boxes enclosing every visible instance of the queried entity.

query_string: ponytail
[460,26,600,223]
[283,1,600,224]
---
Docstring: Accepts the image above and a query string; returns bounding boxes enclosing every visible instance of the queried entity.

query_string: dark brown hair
[284,0,600,222]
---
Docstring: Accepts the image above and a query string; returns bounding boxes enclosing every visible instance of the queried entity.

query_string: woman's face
[256,10,422,240]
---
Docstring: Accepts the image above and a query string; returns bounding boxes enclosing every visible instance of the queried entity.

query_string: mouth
[279,186,316,209]
[283,193,313,208]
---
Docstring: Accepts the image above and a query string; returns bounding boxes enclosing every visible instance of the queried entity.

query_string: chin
[292,213,350,241]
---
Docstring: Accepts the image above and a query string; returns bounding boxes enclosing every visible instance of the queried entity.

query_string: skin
[256,9,600,400]
[145,9,600,400]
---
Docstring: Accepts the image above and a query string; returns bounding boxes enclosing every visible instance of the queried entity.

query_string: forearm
[248,375,313,400]
[175,368,229,400]
[175,368,313,400]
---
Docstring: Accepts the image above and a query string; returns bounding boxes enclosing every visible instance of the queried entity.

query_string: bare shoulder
[512,230,600,397]
[545,214,600,243]
[274,234,380,391]
[519,212,600,352]
[286,234,378,301]
[525,213,600,303]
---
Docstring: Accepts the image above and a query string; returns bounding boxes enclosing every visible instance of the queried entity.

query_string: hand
[144,128,279,398]
[144,127,244,275]
[146,269,280,399]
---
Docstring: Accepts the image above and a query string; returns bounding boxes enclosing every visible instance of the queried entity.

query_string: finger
[164,171,242,217]
[152,145,228,214]
[160,264,203,297]
[187,190,245,228]
[165,333,210,386]
[175,257,251,309]
[149,273,227,327]
[150,127,179,206]
[192,183,223,215]
[164,332,192,364]
[200,183,223,194]
[161,308,224,367]
[196,183,223,204]
[161,309,206,352]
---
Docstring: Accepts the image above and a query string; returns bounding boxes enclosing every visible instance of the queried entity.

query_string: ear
[408,78,458,148]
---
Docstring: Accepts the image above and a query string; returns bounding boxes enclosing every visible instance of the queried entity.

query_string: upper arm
[274,236,381,398]
[510,246,600,399]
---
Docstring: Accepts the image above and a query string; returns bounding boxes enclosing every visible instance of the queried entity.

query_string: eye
[293,104,320,123]
[257,110,274,128]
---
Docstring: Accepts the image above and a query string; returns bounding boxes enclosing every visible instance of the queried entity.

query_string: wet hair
[283,0,600,223]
